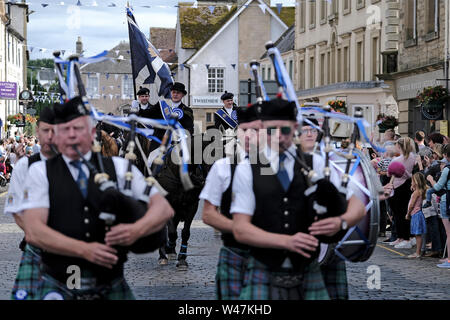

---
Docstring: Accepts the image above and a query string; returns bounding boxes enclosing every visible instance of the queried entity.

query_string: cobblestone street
[0,195,448,300]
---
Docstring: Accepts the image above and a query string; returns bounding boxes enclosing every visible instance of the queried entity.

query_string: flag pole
[126,2,138,100]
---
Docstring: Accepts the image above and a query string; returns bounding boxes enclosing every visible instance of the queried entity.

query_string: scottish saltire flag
[126,7,174,98]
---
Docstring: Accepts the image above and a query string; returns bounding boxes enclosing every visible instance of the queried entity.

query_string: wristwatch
[339,217,348,231]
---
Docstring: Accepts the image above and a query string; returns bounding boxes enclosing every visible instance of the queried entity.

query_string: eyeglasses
[266,126,292,135]
[300,128,318,135]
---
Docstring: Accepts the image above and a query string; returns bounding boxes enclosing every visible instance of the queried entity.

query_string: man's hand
[105,223,140,247]
[285,232,319,258]
[308,217,341,237]
[82,242,118,269]
[16,143,25,159]
[427,175,435,184]
[405,213,410,221]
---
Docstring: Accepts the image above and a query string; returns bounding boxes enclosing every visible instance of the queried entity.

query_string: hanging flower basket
[327,100,347,114]
[376,114,398,133]
[417,85,449,106]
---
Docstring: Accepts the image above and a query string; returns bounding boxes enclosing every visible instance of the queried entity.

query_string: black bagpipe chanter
[65,54,166,254]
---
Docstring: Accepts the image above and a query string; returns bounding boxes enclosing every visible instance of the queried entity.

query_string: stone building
[293,0,396,139]
[174,0,294,132]
[378,0,447,136]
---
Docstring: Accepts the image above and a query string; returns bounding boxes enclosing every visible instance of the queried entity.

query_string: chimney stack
[76,36,83,55]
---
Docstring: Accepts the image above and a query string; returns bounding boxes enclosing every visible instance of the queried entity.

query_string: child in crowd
[423,159,448,208]
[405,172,427,258]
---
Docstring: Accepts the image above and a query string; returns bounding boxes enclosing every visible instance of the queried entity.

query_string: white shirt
[224,107,233,116]
[4,152,47,215]
[230,145,352,216]
[20,153,158,212]
[140,103,150,110]
[172,101,181,109]
[199,149,247,206]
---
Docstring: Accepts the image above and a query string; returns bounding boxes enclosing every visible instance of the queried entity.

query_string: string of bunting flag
[6,0,304,15]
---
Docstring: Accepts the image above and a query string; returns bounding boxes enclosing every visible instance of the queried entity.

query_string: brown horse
[100,130,119,157]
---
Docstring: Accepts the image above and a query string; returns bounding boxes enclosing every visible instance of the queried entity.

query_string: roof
[150,27,178,63]
[271,6,295,27]
[81,41,131,74]
[260,24,295,59]
[178,2,238,49]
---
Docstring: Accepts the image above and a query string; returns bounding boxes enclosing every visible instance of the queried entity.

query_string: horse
[153,130,232,270]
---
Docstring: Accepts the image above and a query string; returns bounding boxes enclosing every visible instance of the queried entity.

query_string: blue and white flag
[127,7,174,99]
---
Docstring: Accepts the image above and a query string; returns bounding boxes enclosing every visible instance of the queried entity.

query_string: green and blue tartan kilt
[215,246,250,300]
[239,256,330,300]
[11,244,42,300]
[37,270,135,300]
[320,260,348,300]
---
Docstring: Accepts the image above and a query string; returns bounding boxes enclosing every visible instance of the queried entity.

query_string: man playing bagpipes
[18,97,174,300]
[200,103,262,300]
[5,106,58,300]
[230,98,365,300]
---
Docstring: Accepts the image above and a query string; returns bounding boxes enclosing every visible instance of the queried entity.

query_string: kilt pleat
[216,246,249,300]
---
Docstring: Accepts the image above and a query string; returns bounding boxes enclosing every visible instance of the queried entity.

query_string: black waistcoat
[250,151,317,271]
[28,153,41,168]
[43,154,126,283]
[219,160,248,250]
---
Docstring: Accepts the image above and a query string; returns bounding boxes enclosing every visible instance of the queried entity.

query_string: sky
[27,0,296,60]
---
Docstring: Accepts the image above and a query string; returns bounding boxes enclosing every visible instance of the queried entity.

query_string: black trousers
[388,179,412,240]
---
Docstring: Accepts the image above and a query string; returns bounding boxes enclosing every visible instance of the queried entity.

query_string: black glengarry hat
[137,87,150,96]
[170,82,187,95]
[38,106,56,124]
[221,91,234,100]
[236,104,260,124]
[259,98,297,121]
[54,96,89,124]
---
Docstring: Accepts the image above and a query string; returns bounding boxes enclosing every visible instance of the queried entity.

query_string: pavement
[0,190,449,300]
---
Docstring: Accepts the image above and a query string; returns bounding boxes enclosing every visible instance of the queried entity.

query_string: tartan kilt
[320,260,348,300]
[215,246,249,300]
[239,256,329,300]
[11,244,42,300]
[37,271,135,300]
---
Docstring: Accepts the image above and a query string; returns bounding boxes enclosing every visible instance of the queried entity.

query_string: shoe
[407,253,421,258]
[382,237,396,243]
[422,201,432,209]
[395,240,413,249]
[389,239,402,246]
[439,258,448,263]
[424,251,440,258]
[437,261,450,268]
[410,238,416,246]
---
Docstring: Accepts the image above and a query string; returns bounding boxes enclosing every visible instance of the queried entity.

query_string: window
[320,53,325,86]
[299,59,305,89]
[122,75,134,98]
[372,37,379,80]
[343,0,351,14]
[289,60,293,79]
[262,67,266,81]
[299,0,306,31]
[405,0,417,43]
[356,41,364,81]
[309,56,315,88]
[86,74,99,97]
[208,68,224,93]
[309,0,316,28]
[267,67,272,80]
[331,0,338,15]
[426,0,438,35]
[337,48,342,82]
[331,47,336,83]
[206,112,212,122]
[343,46,349,81]
[320,0,327,23]
[17,46,20,67]
[356,0,365,10]
[327,51,331,84]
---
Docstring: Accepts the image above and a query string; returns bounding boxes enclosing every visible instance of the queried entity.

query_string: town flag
[126,7,174,99]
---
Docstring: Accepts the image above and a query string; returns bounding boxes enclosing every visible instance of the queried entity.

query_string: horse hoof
[176,260,188,270]
[158,258,168,265]
[167,253,177,260]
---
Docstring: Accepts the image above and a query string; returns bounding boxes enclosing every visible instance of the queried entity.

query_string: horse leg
[176,213,194,270]
[166,214,180,260]
[158,225,169,265]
